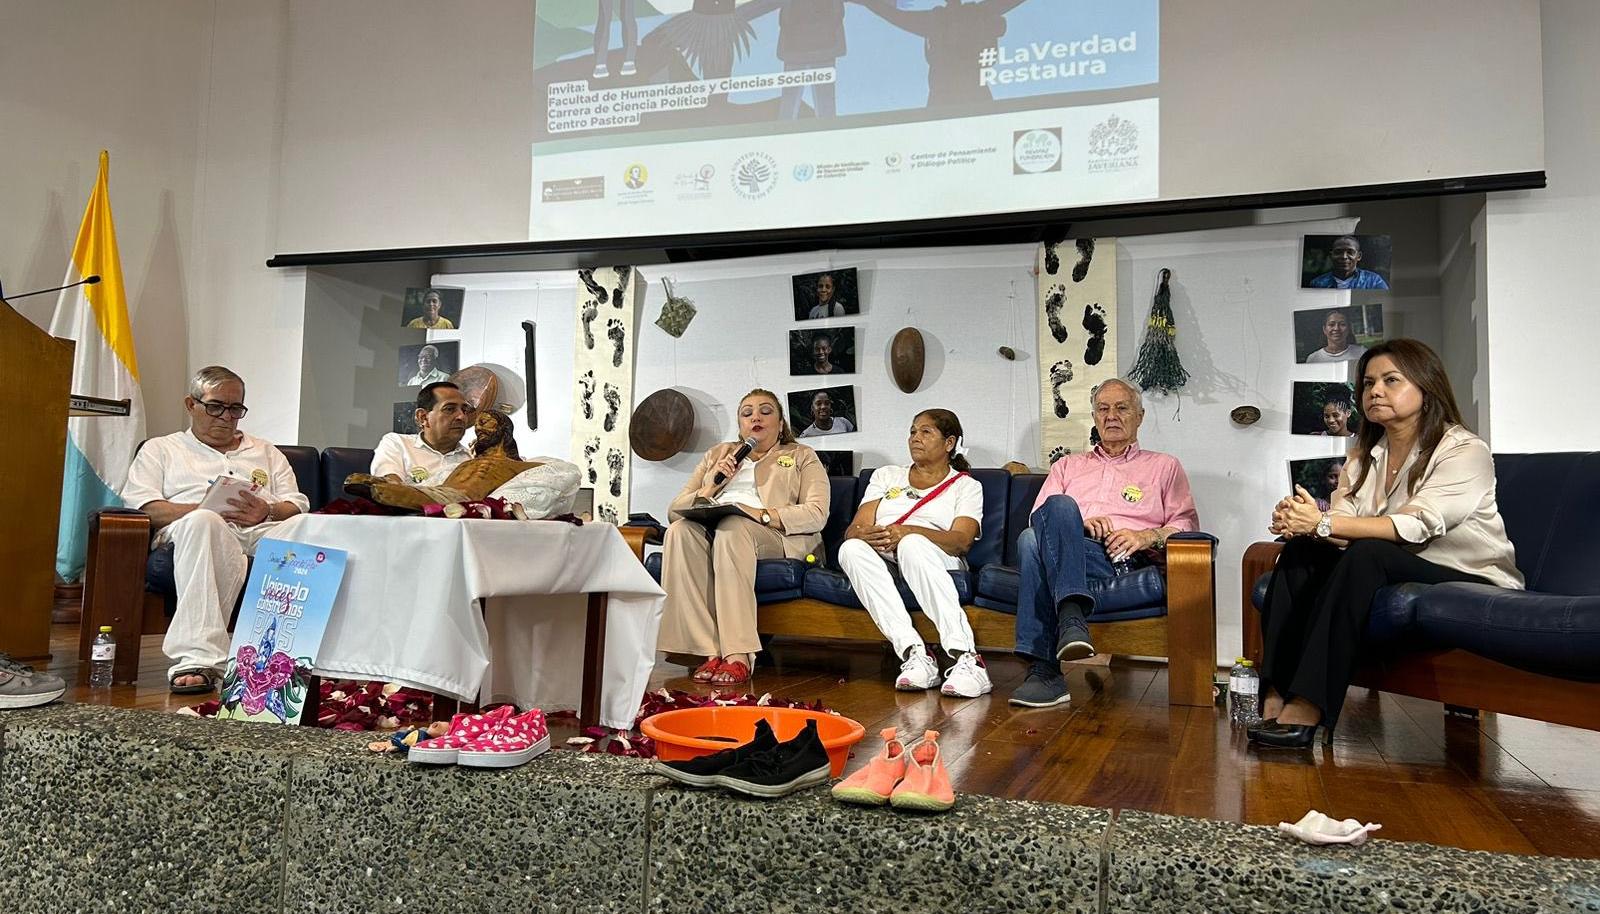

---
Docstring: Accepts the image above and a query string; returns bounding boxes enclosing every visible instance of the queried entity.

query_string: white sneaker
[620,59,637,77]
[941,652,993,698]
[896,646,942,691]
[592,63,610,80]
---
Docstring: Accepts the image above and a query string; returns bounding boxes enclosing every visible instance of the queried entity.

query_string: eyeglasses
[197,400,248,419]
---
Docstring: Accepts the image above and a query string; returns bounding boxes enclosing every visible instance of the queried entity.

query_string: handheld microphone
[0,274,101,303]
[714,436,759,485]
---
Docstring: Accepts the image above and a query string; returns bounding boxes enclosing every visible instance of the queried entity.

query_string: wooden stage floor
[36,623,1600,860]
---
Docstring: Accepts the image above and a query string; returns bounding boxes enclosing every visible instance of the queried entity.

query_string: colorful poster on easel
[216,539,348,725]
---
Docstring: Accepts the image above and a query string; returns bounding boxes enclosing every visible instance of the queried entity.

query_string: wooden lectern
[0,297,74,662]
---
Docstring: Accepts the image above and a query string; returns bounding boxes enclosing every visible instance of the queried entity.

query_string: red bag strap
[890,471,970,527]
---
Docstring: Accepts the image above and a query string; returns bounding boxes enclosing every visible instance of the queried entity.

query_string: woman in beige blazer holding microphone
[657,388,831,685]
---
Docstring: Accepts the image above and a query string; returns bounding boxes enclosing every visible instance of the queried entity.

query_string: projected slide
[531,0,1160,241]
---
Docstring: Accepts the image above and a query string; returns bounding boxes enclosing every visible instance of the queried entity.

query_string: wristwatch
[1315,512,1333,539]
[760,510,772,526]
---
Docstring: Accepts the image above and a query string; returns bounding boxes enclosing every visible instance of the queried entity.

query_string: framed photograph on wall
[792,267,860,321]
[398,340,459,387]
[401,287,465,330]
[1291,381,1360,437]
[1300,234,1393,290]
[789,326,856,376]
[1288,456,1348,510]
[1293,301,1385,363]
[392,400,419,434]
[788,385,858,438]
[814,449,855,478]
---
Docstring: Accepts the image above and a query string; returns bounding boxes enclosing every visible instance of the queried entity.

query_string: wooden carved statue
[345,409,542,512]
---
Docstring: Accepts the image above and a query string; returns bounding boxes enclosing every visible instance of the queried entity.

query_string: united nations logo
[1088,115,1139,159]
[792,163,815,182]
[884,152,903,169]
[731,152,778,199]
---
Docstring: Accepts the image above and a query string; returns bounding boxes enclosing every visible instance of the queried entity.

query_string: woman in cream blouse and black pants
[657,389,830,685]
[1253,340,1523,748]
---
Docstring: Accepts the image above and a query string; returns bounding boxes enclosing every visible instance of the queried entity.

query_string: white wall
[0,0,211,435]
[1438,194,1490,436]
[1482,0,1600,452]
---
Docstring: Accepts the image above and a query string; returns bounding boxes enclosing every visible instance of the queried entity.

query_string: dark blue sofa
[1242,452,1600,731]
[645,467,1220,707]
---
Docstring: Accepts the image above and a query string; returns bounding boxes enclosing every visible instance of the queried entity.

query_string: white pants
[836,534,974,659]
[156,510,278,679]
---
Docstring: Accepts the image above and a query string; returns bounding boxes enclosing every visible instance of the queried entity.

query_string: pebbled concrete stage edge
[2,705,1597,914]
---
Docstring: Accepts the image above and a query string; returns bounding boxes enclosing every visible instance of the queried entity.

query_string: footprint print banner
[570,266,640,525]
[1037,238,1118,465]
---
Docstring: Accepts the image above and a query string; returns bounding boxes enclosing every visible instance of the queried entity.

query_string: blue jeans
[1013,495,1117,662]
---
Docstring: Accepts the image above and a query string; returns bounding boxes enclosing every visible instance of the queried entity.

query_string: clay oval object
[630,388,695,461]
[1230,405,1262,426]
[890,327,925,393]
[449,365,502,413]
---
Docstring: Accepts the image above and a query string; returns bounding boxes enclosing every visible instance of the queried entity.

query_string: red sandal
[691,657,723,682]
[709,659,750,685]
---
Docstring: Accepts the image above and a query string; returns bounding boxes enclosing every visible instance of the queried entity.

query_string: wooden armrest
[1240,540,1284,664]
[617,525,652,562]
[1164,536,1217,706]
[81,509,154,682]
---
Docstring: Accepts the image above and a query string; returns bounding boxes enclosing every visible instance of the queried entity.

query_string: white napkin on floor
[1278,810,1383,846]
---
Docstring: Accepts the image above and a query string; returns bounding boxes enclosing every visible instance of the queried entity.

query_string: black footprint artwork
[1049,445,1069,464]
[1073,238,1095,283]
[607,448,624,497]
[583,437,600,484]
[1089,425,1102,448]
[1043,242,1060,276]
[581,299,598,349]
[1044,284,1068,344]
[607,318,626,367]
[578,269,609,305]
[578,370,596,419]
[598,504,618,525]
[1049,358,1075,418]
[1082,303,1108,366]
[611,266,630,306]
[602,382,621,432]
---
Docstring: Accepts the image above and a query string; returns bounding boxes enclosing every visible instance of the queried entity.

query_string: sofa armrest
[1164,534,1217,706]
[80,508,153,684]
[1240,540,1284,664]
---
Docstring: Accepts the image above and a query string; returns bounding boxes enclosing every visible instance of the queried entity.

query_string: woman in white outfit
[836,409,991,698]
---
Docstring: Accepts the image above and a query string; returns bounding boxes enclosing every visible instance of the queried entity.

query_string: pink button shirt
[1032,442,1200,532]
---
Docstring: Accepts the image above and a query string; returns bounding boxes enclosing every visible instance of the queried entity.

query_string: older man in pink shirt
[1009,378,1200,708]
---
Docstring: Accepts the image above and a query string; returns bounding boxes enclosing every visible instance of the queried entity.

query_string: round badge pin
[250,468,269,487]
[1121,484,1144,503]
[410,467,430,483]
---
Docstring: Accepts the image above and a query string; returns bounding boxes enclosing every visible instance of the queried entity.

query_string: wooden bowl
[629,388,695,461]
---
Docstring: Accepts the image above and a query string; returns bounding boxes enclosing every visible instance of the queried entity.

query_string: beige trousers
[657,515,788,657]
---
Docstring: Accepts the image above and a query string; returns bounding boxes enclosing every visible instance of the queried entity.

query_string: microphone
[714,436,759,485]
[0,275,101,303]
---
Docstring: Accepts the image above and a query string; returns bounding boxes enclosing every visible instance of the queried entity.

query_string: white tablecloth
[273,514,665,729]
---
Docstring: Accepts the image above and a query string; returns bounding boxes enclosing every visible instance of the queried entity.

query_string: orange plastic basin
[641,706,865,778]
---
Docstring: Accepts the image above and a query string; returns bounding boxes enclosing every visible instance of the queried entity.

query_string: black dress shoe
[1248,721,1319,749]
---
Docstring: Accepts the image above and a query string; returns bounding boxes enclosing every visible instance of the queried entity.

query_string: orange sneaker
[890,729,955,812]
[831,727,907,806]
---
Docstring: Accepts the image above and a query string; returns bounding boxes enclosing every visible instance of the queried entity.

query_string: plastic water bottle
[89,626,116,689]
[1228,658,1261,727]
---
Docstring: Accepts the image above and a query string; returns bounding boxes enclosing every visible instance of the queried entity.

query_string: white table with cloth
[272,514,664,730]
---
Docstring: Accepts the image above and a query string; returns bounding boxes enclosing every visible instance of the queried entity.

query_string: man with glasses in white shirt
[121,366,310,694]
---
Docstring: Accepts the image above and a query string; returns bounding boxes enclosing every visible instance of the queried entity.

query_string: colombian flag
[49,151,145,581]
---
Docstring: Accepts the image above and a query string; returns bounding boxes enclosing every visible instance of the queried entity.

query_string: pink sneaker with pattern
[407,705,514,765]
[458,708,551,769]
